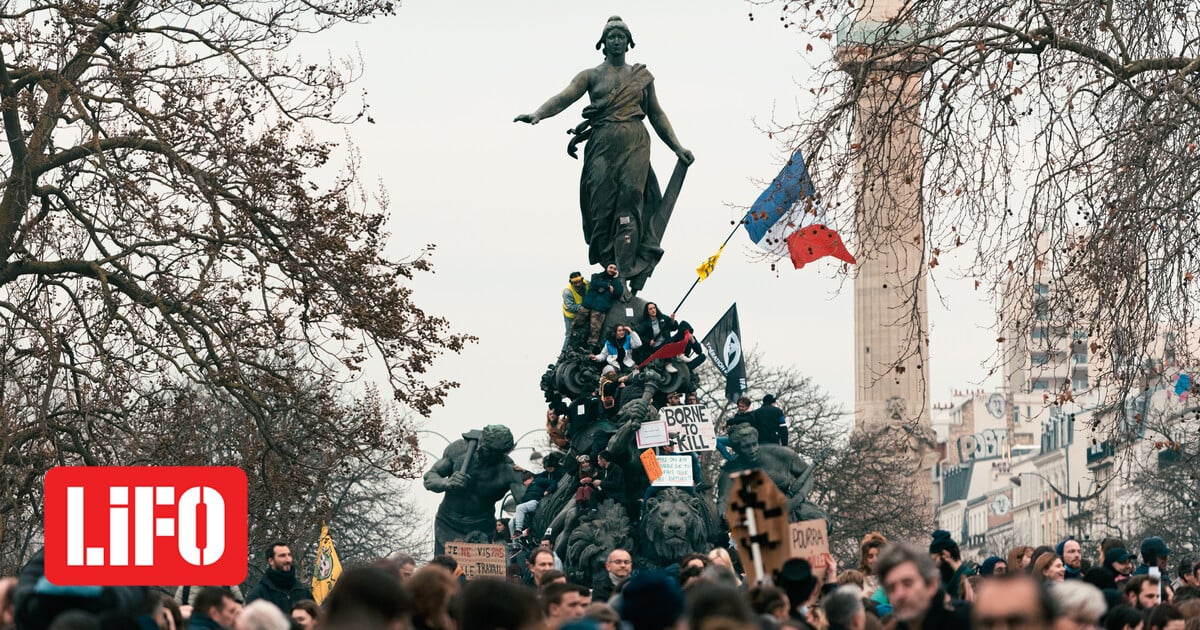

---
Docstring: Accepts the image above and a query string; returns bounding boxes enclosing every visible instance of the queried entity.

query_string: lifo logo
[44,466,248,586]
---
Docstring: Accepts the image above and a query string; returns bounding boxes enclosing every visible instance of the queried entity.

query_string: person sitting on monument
[715,397,756,461]
[593,450,627,508]
[572,264,624,351]
[598,366,627,420]
[573,454,599,511]
[546,406,570,449]
[590,324,642,372]
[634,302,705,372]
[512,454,564,541]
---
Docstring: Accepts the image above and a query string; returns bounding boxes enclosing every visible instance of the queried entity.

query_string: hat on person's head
[979,556,1005,576]
[576,454,590,463]
[1104,547,1134,566]
[619,572,684,630]
[1141,536,1171,561]
[929,530,957,555]
[778,558,818,605]
[763,394,777,405]
[602,365,616,376]
[1056,536,1077,557]
[570,271,583,280]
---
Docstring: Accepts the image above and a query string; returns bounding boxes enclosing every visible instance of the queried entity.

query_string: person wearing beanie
[929,530,975,600]
[617,572,684,630]
[1135,536,1174,602]
[1056,537,1084,580]
[979,556,1007,577]
[778,558,819,630]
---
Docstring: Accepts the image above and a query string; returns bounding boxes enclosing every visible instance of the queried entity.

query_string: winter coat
[582,271,624,312]
[246,567,314,614]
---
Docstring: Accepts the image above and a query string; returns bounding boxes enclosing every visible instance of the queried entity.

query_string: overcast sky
[313,1,1001,525]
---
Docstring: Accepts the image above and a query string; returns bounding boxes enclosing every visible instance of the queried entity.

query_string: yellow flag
[311,522,343,604]
[696,245,724,281]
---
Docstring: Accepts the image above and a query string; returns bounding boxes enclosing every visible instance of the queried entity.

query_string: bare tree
[696,351,931,563]
[0,1,466,568]
[747,0,1200,432]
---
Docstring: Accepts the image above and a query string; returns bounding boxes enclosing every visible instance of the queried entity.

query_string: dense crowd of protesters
[5,529,1200,630]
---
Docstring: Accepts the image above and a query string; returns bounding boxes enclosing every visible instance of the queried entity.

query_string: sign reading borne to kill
[661,404,715,452]
[443,542,507,578]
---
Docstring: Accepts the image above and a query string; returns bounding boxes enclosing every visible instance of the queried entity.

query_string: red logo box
[44,466,247,586]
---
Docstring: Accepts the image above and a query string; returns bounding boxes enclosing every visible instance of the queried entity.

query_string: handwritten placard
[650,455,694,486]
[443,542,507,578]
[788,518,830,568]
[661,404,715,452]
[640,449,663,483]
[636,419,671,448]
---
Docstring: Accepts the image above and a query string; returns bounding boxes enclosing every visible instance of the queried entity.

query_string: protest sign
[660,404,715,452]
[650,455,694,486]
[788,518,830,568]
[636,419,671,449]
[725,469,790,586]
[640,449,663,483]
[443,542,507,578]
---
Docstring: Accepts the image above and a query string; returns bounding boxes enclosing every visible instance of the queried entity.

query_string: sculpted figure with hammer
[423,425,527,554]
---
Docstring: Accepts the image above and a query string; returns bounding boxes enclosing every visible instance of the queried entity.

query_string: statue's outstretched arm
[514,69,591,125]
[644,82,694,165]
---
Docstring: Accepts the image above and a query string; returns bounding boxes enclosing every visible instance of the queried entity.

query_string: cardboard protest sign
[788,518,830,568]
[640,449,663,483]
[443,542,507,578]
[636,419,671,449]
[724,469,790,586]
[650,455,694,486]
[661,404,716,452]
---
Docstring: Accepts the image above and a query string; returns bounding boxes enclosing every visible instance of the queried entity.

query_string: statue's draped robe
[578,64,665,292]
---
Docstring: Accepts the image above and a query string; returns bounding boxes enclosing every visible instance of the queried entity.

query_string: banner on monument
[660,404,715,452]
[443,542,507,578]
[650,455,694,486]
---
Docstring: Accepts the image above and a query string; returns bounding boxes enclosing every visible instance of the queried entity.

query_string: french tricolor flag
[742,149,855,269]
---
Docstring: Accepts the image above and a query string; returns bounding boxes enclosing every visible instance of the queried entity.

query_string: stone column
[836,0,935,506]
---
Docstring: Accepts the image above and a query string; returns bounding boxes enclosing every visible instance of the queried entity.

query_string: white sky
[313,1,1001,523]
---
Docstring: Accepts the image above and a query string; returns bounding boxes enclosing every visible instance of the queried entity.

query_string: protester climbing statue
[514,15,695,295]
[423,425,527,555]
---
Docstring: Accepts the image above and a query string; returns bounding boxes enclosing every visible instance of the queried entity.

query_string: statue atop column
[515,15,694,294]
[423,425,527,555]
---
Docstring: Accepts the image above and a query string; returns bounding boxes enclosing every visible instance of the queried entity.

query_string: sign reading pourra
[442,541,507,578]
[788,518,830,568]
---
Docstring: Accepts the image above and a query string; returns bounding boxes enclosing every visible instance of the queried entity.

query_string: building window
[1033,379,1050,390]
[1035,283,1050,295]
[1032,352,1049,366]
[1073,376,1088,391]
[1032,327,1048,340]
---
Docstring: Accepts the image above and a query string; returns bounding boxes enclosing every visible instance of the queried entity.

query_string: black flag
[702,303,746,403]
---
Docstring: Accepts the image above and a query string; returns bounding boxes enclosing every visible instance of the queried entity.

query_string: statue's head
[595,15,635,55]
[728,423,759,460]
[477,425,515,463]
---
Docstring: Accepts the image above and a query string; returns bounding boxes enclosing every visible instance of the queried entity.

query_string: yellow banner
[311,522,343,605]
[696,245,724,281]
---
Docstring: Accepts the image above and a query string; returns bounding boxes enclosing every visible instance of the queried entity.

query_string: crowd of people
[7,528,1200,630]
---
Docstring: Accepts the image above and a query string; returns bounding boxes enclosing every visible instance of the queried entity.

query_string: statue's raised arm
[514,69,592,126]
[511,15,693,294]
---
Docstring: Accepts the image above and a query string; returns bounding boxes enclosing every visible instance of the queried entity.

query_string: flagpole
[673,219,745,316]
